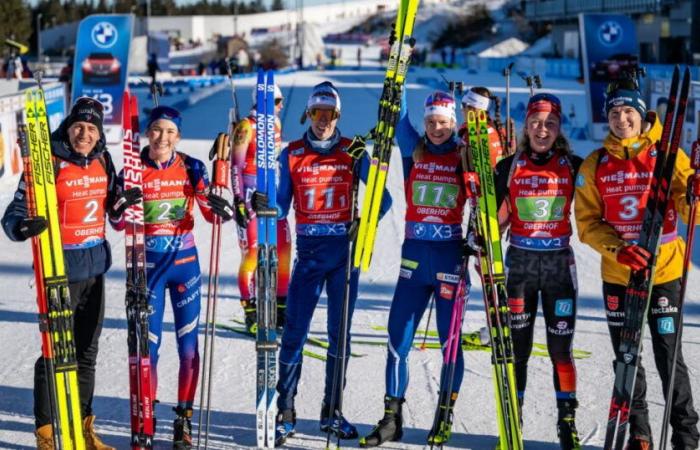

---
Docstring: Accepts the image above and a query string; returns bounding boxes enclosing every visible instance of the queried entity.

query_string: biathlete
[251,81,392,447]
[494,92,583,449]
[112,106,234,449]
[575,79,699,450]
[360,91,476,448]
[230,85,292,332]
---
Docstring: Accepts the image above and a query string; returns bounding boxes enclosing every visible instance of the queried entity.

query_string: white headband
[462,90,491,111]
[424,104,456,121]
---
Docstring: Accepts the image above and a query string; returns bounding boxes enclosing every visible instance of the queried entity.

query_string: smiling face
[424,114,455,145]
[308,107,339,140]
[608,105,642,140]
[147,119,180,163]
[67,121,100,156]
[525,111,560,153]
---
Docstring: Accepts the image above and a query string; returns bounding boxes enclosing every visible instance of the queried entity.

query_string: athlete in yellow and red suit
[230,85,291,331]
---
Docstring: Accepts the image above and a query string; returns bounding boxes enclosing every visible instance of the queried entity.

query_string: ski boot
[35,424,54,450]
[556,400,581,450]
[275,409,296,447]
[359,396,404,448]
[83,415,116,450]
[241,298,257,333]
[276,296,287,331]
[427,392,456,446]
[627,436,653,450]
[320,403,358,439]
[173,406,193,450]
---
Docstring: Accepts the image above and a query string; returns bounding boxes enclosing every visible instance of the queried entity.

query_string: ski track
[0,65,698,449]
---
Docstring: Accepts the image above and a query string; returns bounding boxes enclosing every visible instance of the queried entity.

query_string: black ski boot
[359,396,404,448]
[241,298,257,333]
[427,392,457,446]
[173,406,193,450]
[276,296,287,331]
[557,400,581,450]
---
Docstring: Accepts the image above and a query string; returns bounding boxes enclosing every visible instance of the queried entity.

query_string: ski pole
[503,62,514,154]
[659,138,700,449]
[149,81,163,106]
[196,133,231,449]
[324,157,362,450]
[419,295,435,351]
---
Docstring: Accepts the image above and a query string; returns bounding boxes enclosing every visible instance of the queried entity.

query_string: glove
[463,231,484,257]
[251,191,277,217]
[233,196,250,228]
[16,216,48,239]
[463,171,481,199]
[110,187,143,219]
[207,192,234,221]
[347,135,366,160]
[687,173,700,205]
[616,244,651,271]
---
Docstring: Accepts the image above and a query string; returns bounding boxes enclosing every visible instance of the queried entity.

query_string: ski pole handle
[211,133,231,189]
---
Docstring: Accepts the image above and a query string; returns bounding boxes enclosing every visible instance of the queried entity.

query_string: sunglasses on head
[308,108,338,121]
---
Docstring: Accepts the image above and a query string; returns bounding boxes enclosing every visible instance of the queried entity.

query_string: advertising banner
[72,14,133,144]
[579,14,638,141]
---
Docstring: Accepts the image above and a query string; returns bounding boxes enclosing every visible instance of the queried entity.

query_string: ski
[659,122,700,449]
[122,92,155,450]
[197,132,231,449]
[353,0,420,271]
[605,65,690,450]
[467,109,523,450]
[25,86,86,449]
[255,69,278,448]
[428,260,469,448]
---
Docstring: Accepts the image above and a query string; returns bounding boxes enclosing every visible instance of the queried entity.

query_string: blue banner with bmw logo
[71,14,133,144]
[578,14,638,141]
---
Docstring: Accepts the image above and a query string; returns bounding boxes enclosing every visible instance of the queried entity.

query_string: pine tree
[271,0,284,11]
[0,0,31,49]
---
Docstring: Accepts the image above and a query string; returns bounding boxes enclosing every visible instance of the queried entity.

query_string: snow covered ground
[1,65,699,449]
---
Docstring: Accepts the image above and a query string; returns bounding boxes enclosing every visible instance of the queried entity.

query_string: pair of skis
[255,69,279,448]
[353,0,420,271]
[604,66,690,450]
[466,110,524,450]
[122,91,155,449]
[22,83,86,449]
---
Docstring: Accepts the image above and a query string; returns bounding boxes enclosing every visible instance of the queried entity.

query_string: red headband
[526,100,561,120]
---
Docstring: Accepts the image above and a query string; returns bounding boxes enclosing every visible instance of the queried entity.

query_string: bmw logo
[91,22,118,48]
[598,20,623,47]
[414,223,426,237]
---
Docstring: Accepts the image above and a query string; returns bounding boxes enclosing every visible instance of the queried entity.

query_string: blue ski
[255,69,278,448]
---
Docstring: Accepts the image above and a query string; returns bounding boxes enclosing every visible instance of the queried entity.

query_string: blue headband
[148,105,182,131]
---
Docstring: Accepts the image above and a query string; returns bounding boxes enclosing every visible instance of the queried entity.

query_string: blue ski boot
[275,409,296,447]
[320,403,358,439]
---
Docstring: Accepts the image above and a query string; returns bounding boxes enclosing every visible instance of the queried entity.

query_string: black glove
[233,196,250,228]
[347,135,366,160]
[463,231,484,257]
[16,216,48,239]
[207,192,234,221]
[110,187,143,219]
[251,191,277,217]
